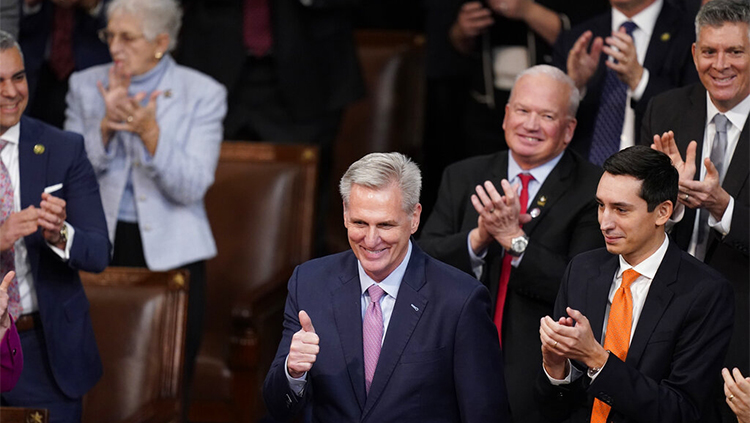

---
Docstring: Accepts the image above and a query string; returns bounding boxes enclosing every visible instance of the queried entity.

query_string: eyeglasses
[98,29,145,45]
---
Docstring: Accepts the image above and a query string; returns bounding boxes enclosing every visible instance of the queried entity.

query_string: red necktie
[0,141,21,320]
[590,269,640,423]
[49,6,76,81]
[243,0,273,57]
[493,173,533,346]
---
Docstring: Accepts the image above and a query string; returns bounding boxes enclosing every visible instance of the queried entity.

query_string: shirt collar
[0,122,20,145]
[617,234,669,280]
[706,91,750,132]
[358,240,413,300]
[611,0,663,38]
[508,151,563,184]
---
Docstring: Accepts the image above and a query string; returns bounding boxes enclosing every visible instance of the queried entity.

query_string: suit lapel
[627,241,677,366]
[332,261,367,412]
[721,118,749,199]
[642,4,679,75]
[588,256,619,344]
[522,151,575,235]
[362,245,428,418]
[18,116,48,279]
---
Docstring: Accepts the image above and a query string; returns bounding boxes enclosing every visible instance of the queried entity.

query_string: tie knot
[518,173,534,189]
[620,21,637,35]
[621,269,640,289]
[714,114,729,133]
[368,284,386,304]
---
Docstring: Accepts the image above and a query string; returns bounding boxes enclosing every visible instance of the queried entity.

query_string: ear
[502,103,510,132]
[691,42,698,69]
[654,200,673,226]
[342,201,349,228]
[410,203,422,234]
[563,117,577,145]
[155,33,170,55]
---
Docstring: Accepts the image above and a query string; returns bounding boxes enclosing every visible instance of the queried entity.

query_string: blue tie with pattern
[588,21,638,166]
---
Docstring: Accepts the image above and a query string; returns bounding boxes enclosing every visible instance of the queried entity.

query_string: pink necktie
[494,173,534,346]
[243,0,273,57]
[0,141,21,320]
[363,284,386,394]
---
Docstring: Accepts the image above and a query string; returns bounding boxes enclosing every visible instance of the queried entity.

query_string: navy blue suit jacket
[552,2,698,159]
[538,240,734,423]
[18,115,110,398]
[263,243,510,422]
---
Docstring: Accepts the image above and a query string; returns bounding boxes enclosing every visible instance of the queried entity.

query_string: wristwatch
[588,351,611,378]
[58,224,69,245]
[507,234,529,256]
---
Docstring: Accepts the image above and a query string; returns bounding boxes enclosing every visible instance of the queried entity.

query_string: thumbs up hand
[288,310,320,378]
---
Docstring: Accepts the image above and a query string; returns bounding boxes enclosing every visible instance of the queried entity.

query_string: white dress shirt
[611,0,663,150]
[0,122,74,314]
[546,235,669,384]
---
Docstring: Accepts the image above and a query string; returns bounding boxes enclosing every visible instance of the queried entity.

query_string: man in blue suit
[263,152,510,422]
[0,31,110,422]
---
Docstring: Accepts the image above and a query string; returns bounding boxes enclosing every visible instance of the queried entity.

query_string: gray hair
[339,152,422,213]
[0,30,24,62]
[695,0,750,39]
[511,64,581,118]
[107,0,182,52]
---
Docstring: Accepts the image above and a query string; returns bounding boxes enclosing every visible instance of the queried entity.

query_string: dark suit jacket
[177,0,364,121]
[640,83,750,375]
[19,1,111,101]
[17,116,110,398]
[419,150,603,422]
[538,241,734,423]
[263,243,510,422]
[553,3,698,159]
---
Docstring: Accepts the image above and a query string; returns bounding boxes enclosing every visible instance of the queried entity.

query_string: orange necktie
[590,268,640,423]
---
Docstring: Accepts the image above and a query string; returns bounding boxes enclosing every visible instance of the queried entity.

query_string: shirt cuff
[284,354,307,396]
[631,68,649,102]
[467,233,487,280]
[46,222,75,261]
[708,195,734,236]
[543,359,582,385]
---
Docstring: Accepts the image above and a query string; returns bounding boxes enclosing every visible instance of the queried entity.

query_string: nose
[523,112,541,131]
[364,226,380,247]
[599,208,614,231]
[0,79,17,98]
[713,51,728,71]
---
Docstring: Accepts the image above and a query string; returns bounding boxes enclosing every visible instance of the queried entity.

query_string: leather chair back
[80,267,189,423]
[189,142,318,423]
[0,407,49,423]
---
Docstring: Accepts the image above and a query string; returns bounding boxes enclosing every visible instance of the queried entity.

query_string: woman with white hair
[64,0,226,406]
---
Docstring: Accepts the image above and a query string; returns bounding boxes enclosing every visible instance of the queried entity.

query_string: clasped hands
[98,65,161,154]
[539,307,609,380]
[469,179,530,254]
[0,192,67,252]
[651,130,730,221]
[567,26,643,91]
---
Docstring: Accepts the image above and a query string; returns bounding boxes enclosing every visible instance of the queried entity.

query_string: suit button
[138,195,146,202]
[11,348,16,355]
[143,224,152,232]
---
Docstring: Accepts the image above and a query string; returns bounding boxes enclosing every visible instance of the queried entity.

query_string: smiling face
[503,73,577,170]
[596,172,670,266]
[344,183,421,282]
[0,47,28,136]
[693,22,750,112]
[105,12,169,76]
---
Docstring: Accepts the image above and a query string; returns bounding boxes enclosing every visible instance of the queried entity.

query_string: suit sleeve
[263,266,310,421]
[141,81,227,206]
[65,134,112,272]
[454,284,511,423]
[419,166,475,276]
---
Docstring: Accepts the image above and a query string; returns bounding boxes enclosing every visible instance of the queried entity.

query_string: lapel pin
[660,32,671,42]
[537,196,547,207]
[411,304,419,312]
[530,208,541,218]
[33,144,45,154]
[164,90,172,98]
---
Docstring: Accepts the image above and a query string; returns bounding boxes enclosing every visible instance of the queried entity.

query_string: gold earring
[155,51,163,59]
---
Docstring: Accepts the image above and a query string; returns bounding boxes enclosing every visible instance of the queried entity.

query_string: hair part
[0,30,24,62]
[107,0,182,52]
[511,64,581,117]
[602,146,678,212]
[340,152,422,213]
[695,0,750,39]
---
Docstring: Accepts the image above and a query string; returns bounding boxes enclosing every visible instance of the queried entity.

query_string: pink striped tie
[0,141,21,320]
[363,284,386,394]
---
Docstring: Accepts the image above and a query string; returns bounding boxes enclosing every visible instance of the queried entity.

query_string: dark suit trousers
[1,325,82,423]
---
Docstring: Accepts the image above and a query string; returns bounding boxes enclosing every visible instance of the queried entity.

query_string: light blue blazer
[64,56,227,270]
